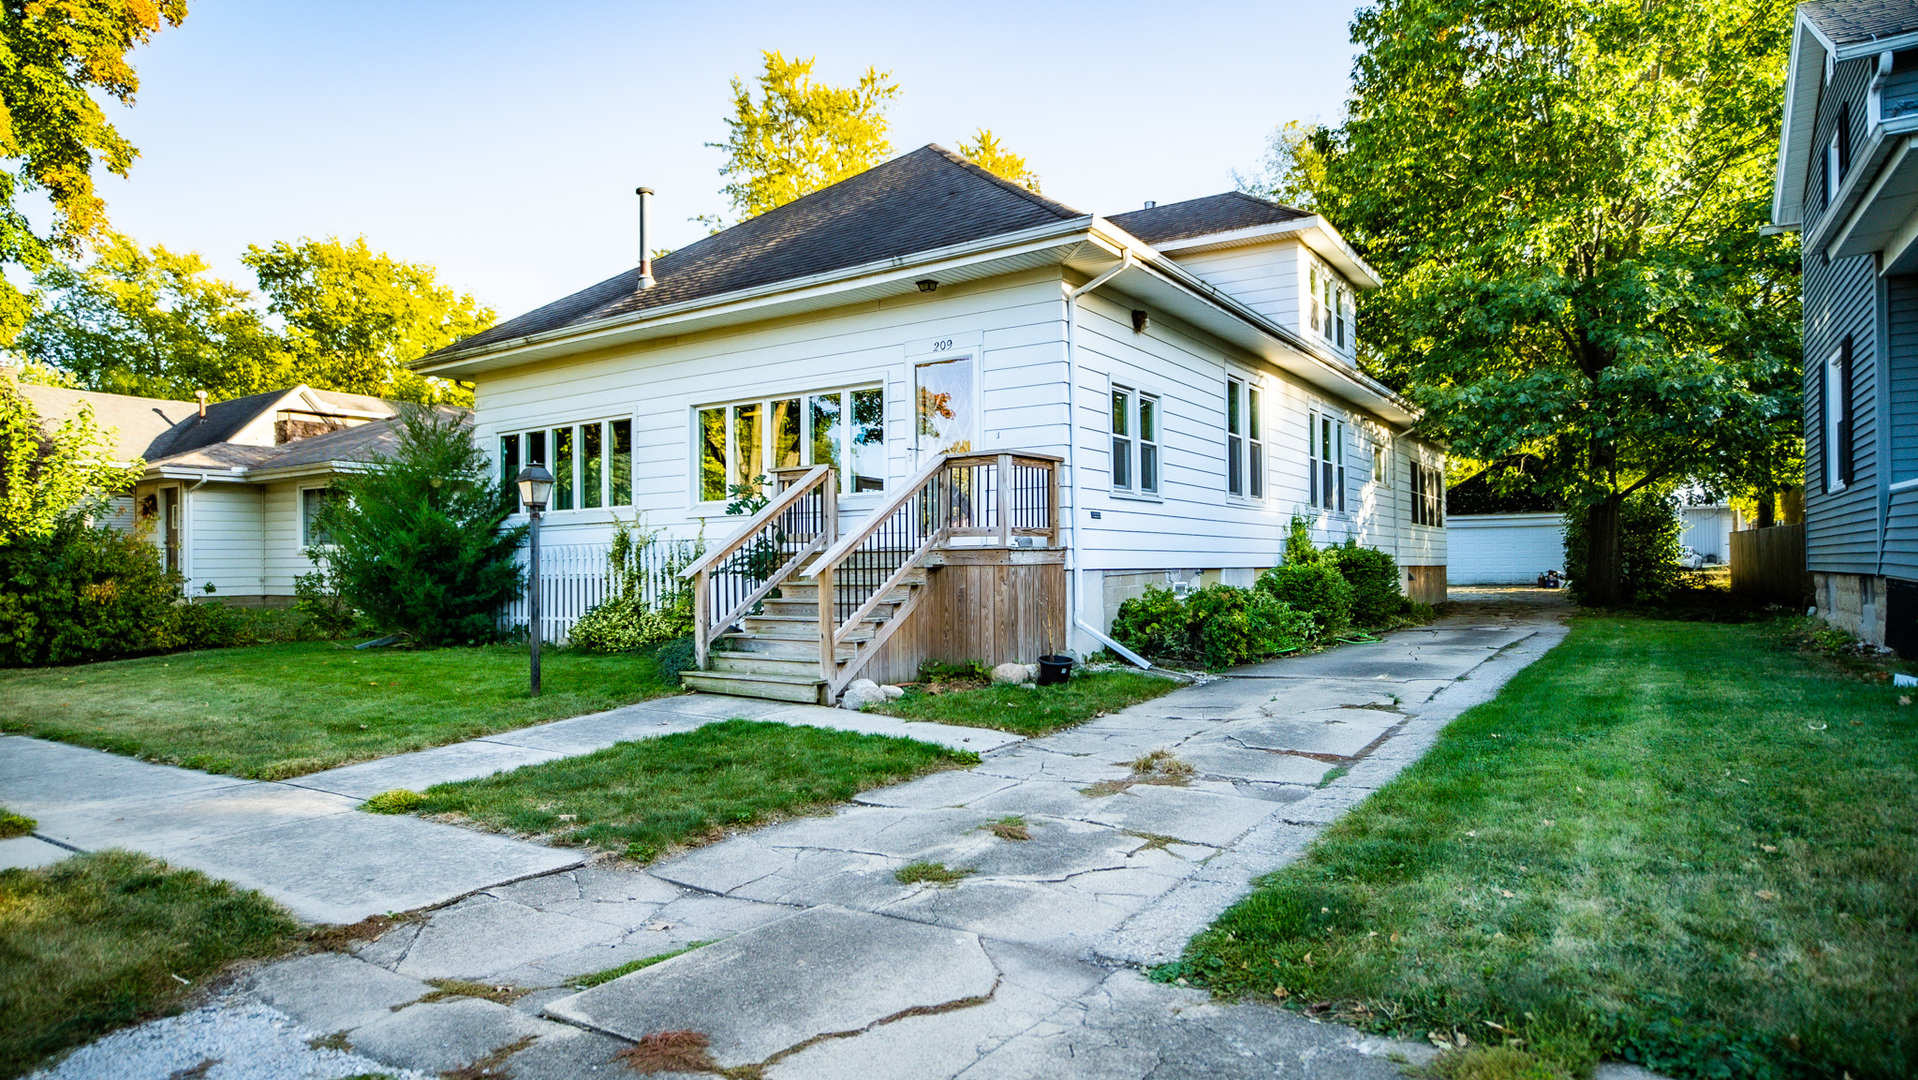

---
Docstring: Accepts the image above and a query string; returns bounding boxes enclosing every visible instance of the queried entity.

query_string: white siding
[263,480,323,595]
[183,484,265,597]
[1167,241,1304,336]
[1448,513,1565,585]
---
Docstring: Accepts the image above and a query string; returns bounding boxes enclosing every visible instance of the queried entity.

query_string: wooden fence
[1729,524,1812,604]
[499,538,699,644]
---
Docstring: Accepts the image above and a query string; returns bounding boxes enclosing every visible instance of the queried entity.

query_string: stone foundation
[1814,572,1891,647]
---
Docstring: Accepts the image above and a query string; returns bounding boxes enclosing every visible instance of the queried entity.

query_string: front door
[914,355,977,458]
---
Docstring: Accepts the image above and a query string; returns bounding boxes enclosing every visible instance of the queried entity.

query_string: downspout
[1063,251,1152,669]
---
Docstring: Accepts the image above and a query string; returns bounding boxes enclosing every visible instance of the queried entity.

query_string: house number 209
[931,339,954,351]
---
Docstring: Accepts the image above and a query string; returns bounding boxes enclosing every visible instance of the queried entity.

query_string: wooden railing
[679,465,836,670]
[806,451,1059,689]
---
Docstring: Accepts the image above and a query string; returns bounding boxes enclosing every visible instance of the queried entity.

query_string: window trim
[691,382,886,507]
[1225,374,1261,501]
[1410,459,1444,527]
[1825,340,1853,492]
[500,416,636,516]
[1308,408,1347,514]
[298,484,336,549]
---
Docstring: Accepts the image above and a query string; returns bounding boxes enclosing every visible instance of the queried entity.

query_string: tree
[0,0,186,346]
[313,405,523,646]
[1235,120,1329,212]
[15,234,290,401]
[242,236,493,405]
[957,129,1040,191]
[0,376,140,541]
[1251,0,1802,606]
[710,51,899,220]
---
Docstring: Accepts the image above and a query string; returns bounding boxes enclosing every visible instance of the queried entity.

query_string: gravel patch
[25,1003,427,1080]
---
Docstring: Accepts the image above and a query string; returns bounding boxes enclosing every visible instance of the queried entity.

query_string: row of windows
[499,419,635,511]
[698,386,884,502]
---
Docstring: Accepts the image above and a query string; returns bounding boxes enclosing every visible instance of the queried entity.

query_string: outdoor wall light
[916,278,938,293]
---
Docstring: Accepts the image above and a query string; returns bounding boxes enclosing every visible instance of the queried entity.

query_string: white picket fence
[499,539,698,644]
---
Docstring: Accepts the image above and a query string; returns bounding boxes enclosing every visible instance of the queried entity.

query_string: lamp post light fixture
[515,464,555,696]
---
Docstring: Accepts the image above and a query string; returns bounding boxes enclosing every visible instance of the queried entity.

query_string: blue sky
[101,1,1362,320]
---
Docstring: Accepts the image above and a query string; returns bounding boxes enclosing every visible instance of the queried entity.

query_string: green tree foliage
[1564,490,1685,605]
[1235,120,1328,212]
[0,376,139,541]
[0,0,186,346]
[313,406,524,646]
[710,51,899,220]
[242,236,493,405]
[1249,0,1802,606]
[957,129,1040,192]
[15,234,289,400]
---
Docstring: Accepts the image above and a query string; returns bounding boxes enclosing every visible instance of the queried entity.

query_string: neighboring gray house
[1770,1,1918,655]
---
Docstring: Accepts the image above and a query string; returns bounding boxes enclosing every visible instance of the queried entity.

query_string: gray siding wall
[1887,275,1918,580]
[1803,54,1886,577]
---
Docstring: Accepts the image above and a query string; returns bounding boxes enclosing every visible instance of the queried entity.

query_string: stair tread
[682,670,825,686]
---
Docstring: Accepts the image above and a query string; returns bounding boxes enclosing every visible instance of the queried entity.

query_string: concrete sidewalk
[0,696,1017,923]
[153,602,1571,1080]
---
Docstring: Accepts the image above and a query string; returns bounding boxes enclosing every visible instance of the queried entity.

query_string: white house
[18,382,400,605]
[418,146,1447,701]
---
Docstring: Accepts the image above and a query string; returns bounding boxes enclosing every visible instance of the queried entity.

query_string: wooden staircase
[679,564,928,704]
[678,452,1059,706]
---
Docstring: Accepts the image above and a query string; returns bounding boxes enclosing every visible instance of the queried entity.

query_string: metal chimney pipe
[195,390,207,419]
[636,187,656,290]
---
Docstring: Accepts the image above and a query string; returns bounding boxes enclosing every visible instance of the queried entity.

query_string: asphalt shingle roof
[431,145,1086,360]
[1802,0,1918,44]
[14,384,198,461]
[1109,192,1309,246]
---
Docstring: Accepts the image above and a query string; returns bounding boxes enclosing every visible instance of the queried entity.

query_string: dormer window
[1308,266,1322,333]
[1825,101,1851,210]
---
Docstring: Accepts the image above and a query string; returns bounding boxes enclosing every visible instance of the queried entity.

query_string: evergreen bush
[0,519,202,665]
[1256,562,1354,637]
[1324,542,1406,627]
[313,406,524,646]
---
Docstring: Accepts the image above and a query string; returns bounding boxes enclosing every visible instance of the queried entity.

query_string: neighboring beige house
[18,383,399,606]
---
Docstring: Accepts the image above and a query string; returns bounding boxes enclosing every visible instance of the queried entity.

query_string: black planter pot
[1036,654,1074,686]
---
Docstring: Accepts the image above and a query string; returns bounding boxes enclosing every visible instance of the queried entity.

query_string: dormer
[1109,193,1382,367]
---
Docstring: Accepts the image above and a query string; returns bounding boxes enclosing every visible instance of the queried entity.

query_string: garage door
[1447,513,1566,585]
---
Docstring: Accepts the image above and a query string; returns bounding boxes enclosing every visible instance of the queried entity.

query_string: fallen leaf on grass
[1761,844,1778,853]
[1900,696,1911,706]
[1498,889,1516,899]
[1756,890,1778,901]
[1272,986,1290,1000]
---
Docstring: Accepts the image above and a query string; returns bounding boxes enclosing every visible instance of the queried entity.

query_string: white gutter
[1062,252,1152,670]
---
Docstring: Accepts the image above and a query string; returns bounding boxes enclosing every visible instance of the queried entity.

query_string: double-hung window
[1308,410,1345,512]
[1410,460,1444,526]
[697,385,884,502]
[300,487,336,547]
[1825,339,1854,491]
[501,420,633,512]
[1308,267,1323,334]
[1110,386,1161,496]
[1224,376,1260,499]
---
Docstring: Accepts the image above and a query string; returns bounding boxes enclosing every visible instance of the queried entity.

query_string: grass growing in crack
[1126,832,1183,855]
[1155,616,1918,1080]
[568,941,717,989]
[0,851,297,1079]
[0,641,681,780]
[438,1034,535,1080]
[398,978,530,1009]
[0,808,33,840]
[895,861,974,885]
[617,1030,721,1075]
[386,720,977,860]
[306,1031,352,1051]
[982,815,1031,841]
[1084,749,1196,797]
[299,913,415,952]
[869,670,1178,737]
[1316,764,1350,788]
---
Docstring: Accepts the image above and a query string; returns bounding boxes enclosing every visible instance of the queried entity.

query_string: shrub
[650,635,696,676]
[1284,510,1322,566]
[292,566,360,638]
[0,518,185,666]
[568,516,696,653]
[169,600,246,650]
[1256,562,1353,637]
[314,406,525,646]
[1110,583,1313,669]
[1109,586,1191,661]
[1323,542,1405,627]
[1564,491,1684,606]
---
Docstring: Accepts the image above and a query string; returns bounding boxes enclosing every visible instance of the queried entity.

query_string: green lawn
[374,719,976,862]
[869,669,1180,737]
[1156,617,1917,1080]
[0,851,297,1079]
[0,642,680,780]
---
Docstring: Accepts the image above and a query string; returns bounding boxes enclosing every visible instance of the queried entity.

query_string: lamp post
[515,465,555,696]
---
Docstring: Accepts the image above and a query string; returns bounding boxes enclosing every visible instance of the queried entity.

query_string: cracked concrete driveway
[39,600,1570,1080]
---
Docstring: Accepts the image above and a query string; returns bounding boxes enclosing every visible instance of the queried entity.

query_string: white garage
[1447,512,1566,585]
